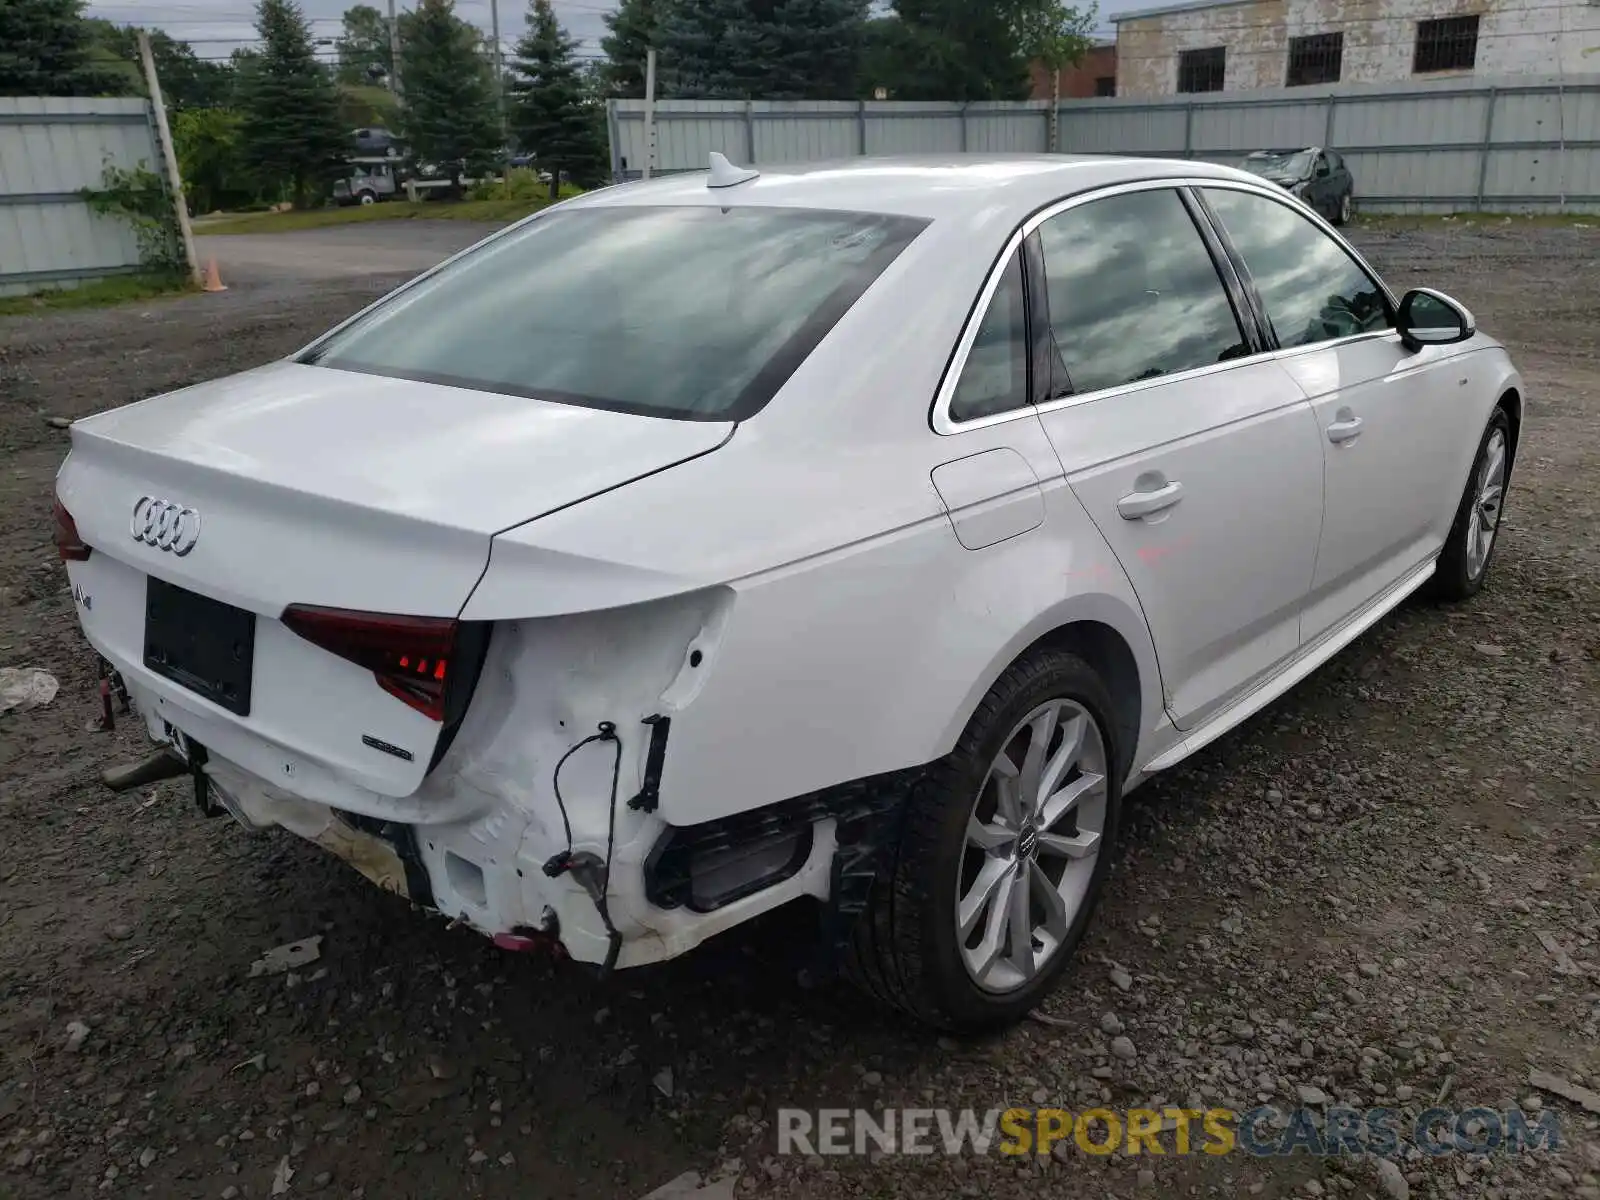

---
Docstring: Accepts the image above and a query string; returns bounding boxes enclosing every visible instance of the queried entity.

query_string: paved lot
[194,221,498,285]
[1,220,1596,1200]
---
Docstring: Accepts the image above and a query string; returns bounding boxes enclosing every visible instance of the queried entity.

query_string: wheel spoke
[1479,483,1503,510]
[1038,770,1105,830]
[1482,439,1505,489]
[1030,860,1070,939]
[989,750,1024,826]
[1034,716,1084,817]
[966,816,1012,852]
[969,871,1017,979]
[1018,705,1060,805]
[1005,868,1034,978]
[1037,828,1101,860]
[958,856,1010,939]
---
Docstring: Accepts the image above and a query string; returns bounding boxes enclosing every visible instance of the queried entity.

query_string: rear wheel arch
[1035,621,1142,782]
[945,616,1149,787]
[1497,387,1522,463]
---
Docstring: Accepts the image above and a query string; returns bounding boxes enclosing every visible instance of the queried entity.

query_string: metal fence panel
[612,74,1600,212]
[0,96,158,296]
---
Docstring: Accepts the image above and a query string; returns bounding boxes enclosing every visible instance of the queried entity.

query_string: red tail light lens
[281,605,459,721]
[53,495,91,562]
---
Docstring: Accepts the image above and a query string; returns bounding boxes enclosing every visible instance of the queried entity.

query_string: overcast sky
[86,1,1132,65]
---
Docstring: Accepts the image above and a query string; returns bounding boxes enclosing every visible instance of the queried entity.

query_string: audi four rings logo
[131,496,201,556]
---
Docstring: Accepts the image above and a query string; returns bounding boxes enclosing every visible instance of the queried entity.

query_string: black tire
[844,646,1122,1032]
[1332,191,1352,226]
[1429,406,1512,602]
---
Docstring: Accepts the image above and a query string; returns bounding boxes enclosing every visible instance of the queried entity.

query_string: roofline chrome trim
[930,176,1399,437]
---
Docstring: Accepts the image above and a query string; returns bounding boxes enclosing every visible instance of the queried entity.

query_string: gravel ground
[1,219,1596,1200]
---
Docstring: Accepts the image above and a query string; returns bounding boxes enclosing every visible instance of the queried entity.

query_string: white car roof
[568,154,1270,223]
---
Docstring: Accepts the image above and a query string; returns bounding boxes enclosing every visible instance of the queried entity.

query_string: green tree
[509,0,605,193]
[1020,1,1096,96]
[174,107,254,213]
[867,0,1090,101]
[598,0,662,99]
[235,0,348,208]
[85,20,236,110]
[399,0,501,179]
[0,0,124,96]
[762,0,868,100]
[656,0,748,99]
[657,0,868,101]
[335,3,392,86]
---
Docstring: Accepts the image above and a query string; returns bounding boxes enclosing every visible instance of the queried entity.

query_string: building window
[1095,76,1116,97]
[1286,31,1343,86]
[1178,46,1227,93]
[1414,15,1480,73]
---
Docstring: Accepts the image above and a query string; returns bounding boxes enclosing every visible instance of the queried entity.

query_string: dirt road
[1,219,1596,1200]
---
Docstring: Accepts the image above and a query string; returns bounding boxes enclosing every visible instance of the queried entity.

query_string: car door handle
[1327,415,1364,444]
[1117,480,1184,520]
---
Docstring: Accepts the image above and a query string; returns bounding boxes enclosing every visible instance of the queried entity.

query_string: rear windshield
[301,205,927,421]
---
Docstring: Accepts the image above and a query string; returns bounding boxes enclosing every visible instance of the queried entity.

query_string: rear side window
[1035,188,1250,395]
[948,250,1029,422]
[302,206,926,421]
[1202,187,1391,348]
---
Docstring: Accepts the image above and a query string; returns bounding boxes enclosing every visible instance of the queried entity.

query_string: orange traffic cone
[201,257,227,293]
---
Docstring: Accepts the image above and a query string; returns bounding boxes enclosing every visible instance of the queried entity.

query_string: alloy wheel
[1466,427,1507,579]
[956,699,1108,994]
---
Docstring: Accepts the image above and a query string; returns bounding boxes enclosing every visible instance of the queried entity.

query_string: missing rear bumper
[643,762,929,953]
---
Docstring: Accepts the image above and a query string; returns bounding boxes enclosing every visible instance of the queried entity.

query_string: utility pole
[137,30,200,287]
[386,0,402,96]
[490,0,508,179]
[642,47,657,180]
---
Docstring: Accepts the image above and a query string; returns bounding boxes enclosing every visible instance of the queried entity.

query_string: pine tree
[508,0,606,194]
[335,3,392,86]
[656,0,748,99]
[871,0,1088,101]
[657,0,868,101]
[763,0,869,100]
[234,0,347,207]
[399,0,502,180]
[0,0,123,96]
[598,0,662,99]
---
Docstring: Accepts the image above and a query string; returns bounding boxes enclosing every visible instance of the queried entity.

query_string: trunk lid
[58,361,732,798]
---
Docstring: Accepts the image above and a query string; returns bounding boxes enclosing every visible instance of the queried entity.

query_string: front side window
[1203,187,1391,349]
[1034,188,1250,396]
[948,250,1029,423]
[302,206,926,421]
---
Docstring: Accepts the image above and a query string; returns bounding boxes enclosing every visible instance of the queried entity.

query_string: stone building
[1112,0,1600,97]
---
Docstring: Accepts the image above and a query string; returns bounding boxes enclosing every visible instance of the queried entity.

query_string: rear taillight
[53,495,91,562]
[281,605,459,721]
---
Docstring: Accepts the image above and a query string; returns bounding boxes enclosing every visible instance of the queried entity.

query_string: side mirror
[1397,287,1475,352]
[1316,161,1331,177]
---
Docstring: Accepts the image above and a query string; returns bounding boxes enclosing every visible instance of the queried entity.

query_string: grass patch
[0,272,193,317]
[197,190,579,236]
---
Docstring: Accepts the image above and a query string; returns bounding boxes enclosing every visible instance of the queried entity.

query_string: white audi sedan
[55,155,1520,1030]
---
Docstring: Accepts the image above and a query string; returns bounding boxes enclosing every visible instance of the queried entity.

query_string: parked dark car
[1239,147,1354,225]
[352,127,401,158]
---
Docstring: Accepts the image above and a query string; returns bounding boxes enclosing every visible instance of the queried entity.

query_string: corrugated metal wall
[0,97,160,297]
[609,75,1600,213]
